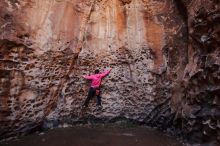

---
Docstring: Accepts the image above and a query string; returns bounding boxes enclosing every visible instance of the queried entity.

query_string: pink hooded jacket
[83,69,111,88]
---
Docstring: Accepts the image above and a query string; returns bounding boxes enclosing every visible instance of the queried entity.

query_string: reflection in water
[1,126,184,146]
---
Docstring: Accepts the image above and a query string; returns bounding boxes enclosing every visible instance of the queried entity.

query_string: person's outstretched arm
[100,68,112,78]
[82,74,95,80]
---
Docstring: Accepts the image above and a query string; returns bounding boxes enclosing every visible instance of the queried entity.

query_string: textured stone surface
[0,0,219,144]
[146,0,220,143]
[173,0,220,143]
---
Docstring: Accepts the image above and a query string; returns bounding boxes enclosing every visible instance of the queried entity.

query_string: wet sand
[1,126,184,146]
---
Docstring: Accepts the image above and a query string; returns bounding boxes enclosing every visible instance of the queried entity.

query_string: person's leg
[96,95,102,106]
[95,89,102,106]
[83,87,95,107]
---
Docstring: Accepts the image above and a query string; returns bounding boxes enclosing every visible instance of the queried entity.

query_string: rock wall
[173,0,220,143]
[0,0,219,144]
[145,0,220,143]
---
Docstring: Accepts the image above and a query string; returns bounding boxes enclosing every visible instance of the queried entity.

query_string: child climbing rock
[82,68,112,109]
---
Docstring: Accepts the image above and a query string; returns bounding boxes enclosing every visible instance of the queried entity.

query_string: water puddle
[1,126,184,146]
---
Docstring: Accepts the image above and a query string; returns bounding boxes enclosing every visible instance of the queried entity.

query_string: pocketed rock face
[0,0,219,144]
[0,0,179,139]
[149,0,220,143]
[171,0,220,143]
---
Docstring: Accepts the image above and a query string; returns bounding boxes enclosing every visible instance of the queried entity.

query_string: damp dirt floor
[1,126,185,146]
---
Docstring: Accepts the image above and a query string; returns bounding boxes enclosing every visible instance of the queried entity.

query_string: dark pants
[83,87,101,107]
